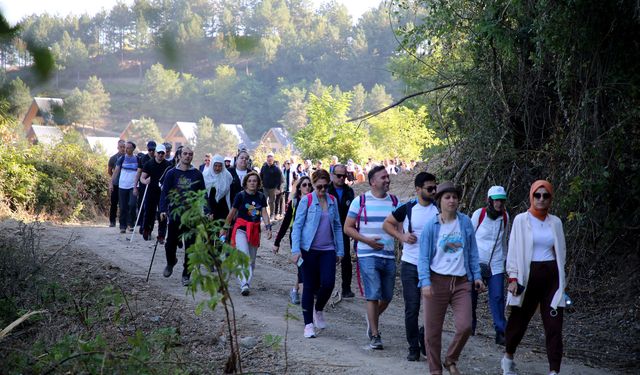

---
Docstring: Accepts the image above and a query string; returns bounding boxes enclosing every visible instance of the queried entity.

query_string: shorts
[358,256,396,302]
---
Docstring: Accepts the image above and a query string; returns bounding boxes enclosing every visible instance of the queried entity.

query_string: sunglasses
[334,174,347,179]
[300,183,311,188]
[533,192,551,200]
[157,151,165,155]
[182,152,194,156]
[423,186,437,193]
[315,184,330,190]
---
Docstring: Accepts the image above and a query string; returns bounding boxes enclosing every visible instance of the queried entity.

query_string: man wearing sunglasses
[383,172,438,361]
[328,164,356,298]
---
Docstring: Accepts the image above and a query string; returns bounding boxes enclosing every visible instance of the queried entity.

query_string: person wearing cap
[259,152,283,220]
[418,181,484,375]
[139,143,171,240]
[110,141,143,233]
[501,180,567,375]
[470,186,510,345]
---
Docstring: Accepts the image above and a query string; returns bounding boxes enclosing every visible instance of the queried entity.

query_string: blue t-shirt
[116,154,142,189]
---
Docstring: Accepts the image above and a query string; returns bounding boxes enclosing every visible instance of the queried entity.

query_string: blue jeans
[118,187,137,230]
[358,256,395,302]
[301,249,337,325]
[400,261,421,351]
[472,272,507,334]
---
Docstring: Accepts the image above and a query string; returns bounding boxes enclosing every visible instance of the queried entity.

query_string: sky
[0,0,383,26]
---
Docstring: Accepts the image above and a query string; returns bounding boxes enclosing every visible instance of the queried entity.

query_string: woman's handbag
[479,223,502,279]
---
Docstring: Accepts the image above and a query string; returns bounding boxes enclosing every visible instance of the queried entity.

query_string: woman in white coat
[501,180,567,375]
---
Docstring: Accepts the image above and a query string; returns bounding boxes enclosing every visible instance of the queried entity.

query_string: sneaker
[289,288,300,304]
[157,236,165,245]
[304,323,316,338]
[313,310,327,329]
[549,372,558,375]
[120,229,126,234]
[418,326,426,357]
[241,284,250,296]
[501,356,518,375]
[496,332,506,346]
[163,264,174,278]
[128,227,134,233]
[369,334,383,350]
[342,290,355,298]
[143,229,150,241]
[407,348,420,361]
[365,314,372,339]
[181,275,191,286]
[109,222,116,227]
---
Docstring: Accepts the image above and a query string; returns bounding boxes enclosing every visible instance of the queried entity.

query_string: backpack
[404,199,418,233]
[353,192,399,296]
[475,207,508,230]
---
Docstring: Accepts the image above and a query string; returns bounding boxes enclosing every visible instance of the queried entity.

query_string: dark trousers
[472,272,507,334]
[109,185,119,225]
[301,249,336,325]
[264,188,277,217]
[340,235,352,293]
[118,188,137,230]
[401,261,422,352]
[505,261,563,372]
[274,191,284,216]
[142,189,160,233]
[165,217,195,277]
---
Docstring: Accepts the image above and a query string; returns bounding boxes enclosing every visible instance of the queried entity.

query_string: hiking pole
[146,235,160,282]
[130,183,149,243]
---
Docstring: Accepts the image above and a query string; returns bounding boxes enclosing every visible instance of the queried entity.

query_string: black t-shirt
[109,152,124,183]
[142,159,172,191]
[232,191,267,223]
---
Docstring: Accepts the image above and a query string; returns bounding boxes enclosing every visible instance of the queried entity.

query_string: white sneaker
[501,356,518,375]
[304,323,316,338]
[241,284,250,296]
[549,372,558,375]
[314,310,327,329]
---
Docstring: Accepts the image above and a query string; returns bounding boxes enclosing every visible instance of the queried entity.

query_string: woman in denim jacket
[418,181,484,375]
[291,169,344,338]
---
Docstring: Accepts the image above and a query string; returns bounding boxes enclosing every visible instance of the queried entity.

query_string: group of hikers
[107,140,567,375]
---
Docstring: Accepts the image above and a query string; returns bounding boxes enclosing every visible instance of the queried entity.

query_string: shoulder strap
[307,193,313,208]
[502,211,508,228]
[390,194,399,207]
[406,199,417,233]
[355,193,367,229]
[476,207,487,230]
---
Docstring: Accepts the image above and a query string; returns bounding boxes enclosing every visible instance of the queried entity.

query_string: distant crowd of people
[107,140,567,375]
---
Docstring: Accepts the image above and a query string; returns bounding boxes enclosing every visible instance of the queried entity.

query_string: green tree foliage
[392,0,640,320]
[127,117,162,148]
[7,78,32,118]
[65,76,110,128]
[141,63,182,116]
[193,116,237,163]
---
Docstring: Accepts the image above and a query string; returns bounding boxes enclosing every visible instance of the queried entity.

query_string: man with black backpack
[328,164,356,298]
[383,172,438,361]
[343,165,400,350]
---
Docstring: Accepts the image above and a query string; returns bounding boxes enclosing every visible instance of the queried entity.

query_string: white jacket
[506,212,567,309]
[471,208,509,275]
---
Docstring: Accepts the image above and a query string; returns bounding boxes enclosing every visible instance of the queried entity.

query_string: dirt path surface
[39,221,615,375]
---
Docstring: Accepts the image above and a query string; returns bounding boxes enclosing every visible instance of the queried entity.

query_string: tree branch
[346,82,466,124]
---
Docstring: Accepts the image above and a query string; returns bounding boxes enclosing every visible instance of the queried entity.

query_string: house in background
[119,119,140,140]
[86,136,121,156]
[22,97,64,137]
[258,127,295,154]
[26,125,64,146]
[220,123,255,151]
[164,121,197,151]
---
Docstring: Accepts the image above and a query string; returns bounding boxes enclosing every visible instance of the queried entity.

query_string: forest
[0,0,639,372]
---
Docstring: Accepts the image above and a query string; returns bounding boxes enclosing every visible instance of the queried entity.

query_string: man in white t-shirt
[383,172,438,361]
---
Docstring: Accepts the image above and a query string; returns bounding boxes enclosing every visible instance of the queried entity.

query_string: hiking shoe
[342,290,355,298]
[407,348,420,361]
[157,235,165,245]
[181,275,191,286]
[163,264,174,278]
[304,323,316,338]
[496,332,506,346]
[369,334,383,350]
[120,229,126,234]
[109,222,116,227]
[501,356,518,375]
[143,229,150,241]
[365,314,372,339]
[289,288,300,304]
[241,284,250,296]
[313,310,327,329]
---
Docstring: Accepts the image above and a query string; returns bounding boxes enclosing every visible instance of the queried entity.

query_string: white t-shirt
[530,213,556,261]
[430,218,466,276]
[236,169,248,184]
[471,208,508,275]
[392,201,438,265]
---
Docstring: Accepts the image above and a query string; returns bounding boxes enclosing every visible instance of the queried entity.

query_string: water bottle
[219,234,226,243]
[564,292,572,306]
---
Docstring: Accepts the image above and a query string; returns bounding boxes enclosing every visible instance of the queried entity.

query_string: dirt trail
[39,221,614,375]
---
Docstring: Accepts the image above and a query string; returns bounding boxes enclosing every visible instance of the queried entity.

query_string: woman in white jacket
[501,180,567,375]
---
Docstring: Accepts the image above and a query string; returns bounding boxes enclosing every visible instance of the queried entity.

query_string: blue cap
[147,140,157,150]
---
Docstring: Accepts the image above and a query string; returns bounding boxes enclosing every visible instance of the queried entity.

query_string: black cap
[147,140,157,150]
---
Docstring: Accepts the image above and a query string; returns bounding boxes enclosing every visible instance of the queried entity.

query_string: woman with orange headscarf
[500,180,567,375]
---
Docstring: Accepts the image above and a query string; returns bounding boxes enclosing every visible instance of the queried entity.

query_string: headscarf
[203,154,233,208]
[528,180,554,221]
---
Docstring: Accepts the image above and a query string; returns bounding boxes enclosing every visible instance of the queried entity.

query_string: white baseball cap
[487,185,507,200]
[155,144,166,153]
